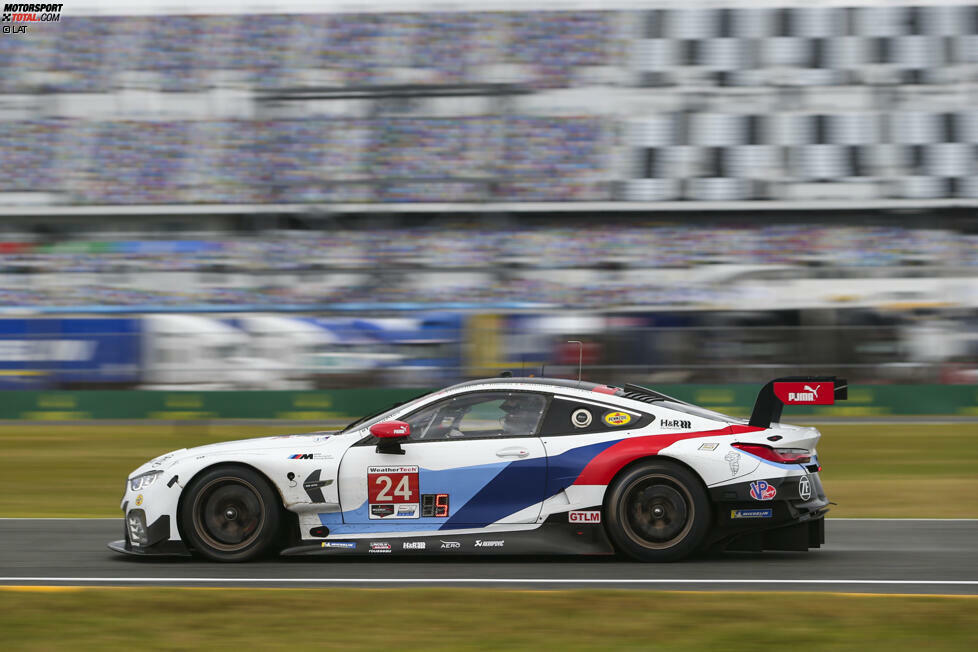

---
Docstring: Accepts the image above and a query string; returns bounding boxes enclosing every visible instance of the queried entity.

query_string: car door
[337,390,549,529]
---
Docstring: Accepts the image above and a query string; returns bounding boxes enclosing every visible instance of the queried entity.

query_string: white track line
[0,577,976,587]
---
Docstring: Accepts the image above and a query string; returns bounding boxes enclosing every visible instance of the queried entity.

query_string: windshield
[338,391,434,434]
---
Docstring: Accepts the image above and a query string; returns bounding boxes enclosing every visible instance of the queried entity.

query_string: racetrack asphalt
[1,519,976,594]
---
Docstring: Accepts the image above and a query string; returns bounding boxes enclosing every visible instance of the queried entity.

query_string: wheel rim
[192,476,265,552]
[619,473,694,550]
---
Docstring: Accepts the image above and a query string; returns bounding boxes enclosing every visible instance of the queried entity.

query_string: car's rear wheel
[180,466,281,562]
[604,460,710,562]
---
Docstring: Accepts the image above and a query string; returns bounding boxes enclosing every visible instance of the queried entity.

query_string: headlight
[129,470,163,492]
[127,510,148,545]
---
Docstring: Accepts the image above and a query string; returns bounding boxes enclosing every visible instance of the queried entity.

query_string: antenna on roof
[567,340,583,383]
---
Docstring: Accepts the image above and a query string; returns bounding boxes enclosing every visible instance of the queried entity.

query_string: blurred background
[1,0,977,393]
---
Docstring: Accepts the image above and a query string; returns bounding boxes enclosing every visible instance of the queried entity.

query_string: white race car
[110,375,844,562]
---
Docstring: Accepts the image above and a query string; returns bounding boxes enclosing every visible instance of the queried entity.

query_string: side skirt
[281,513,615,557]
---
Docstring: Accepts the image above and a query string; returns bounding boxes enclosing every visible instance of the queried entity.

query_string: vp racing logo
[749,480,777,501]
[2,3,62,34]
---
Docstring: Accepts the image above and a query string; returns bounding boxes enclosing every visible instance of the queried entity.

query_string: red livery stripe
[572,424,765,486]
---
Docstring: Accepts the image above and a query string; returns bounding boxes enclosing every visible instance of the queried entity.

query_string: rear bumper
[720,510,827,552]
[707,472,830,552]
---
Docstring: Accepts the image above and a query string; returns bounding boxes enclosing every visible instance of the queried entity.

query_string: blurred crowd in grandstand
[2,4,978,204]
[0,12,613,93]
[0,224,975,308]
[1,2,977,387]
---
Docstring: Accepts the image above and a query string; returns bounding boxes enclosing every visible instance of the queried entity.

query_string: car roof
[446,376,690,410]
[449,376,612,392]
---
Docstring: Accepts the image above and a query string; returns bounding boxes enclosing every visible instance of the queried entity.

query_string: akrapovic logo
[474,539,504,548]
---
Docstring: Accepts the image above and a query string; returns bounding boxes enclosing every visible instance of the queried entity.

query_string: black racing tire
[604,460,711,562]
[179,465,282,562]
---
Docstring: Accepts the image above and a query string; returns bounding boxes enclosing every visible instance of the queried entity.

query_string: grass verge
[0,421,975,517]
[1,588,976,651]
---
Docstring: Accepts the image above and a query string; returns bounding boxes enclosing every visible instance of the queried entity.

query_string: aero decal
[442,456,548,529]
[322,461,511,533]
[544,439,620,497]
[573,425,765,486]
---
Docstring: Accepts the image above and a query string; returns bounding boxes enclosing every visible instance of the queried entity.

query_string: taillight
[732,443,811,464]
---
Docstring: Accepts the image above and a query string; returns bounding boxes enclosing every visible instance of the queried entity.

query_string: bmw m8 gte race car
[110,375,845,562]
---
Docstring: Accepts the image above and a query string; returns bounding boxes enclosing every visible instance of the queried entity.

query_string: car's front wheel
[180,465,281,562]
[604,460,710,562]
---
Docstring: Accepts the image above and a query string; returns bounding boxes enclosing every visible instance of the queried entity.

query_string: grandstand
[0,0,975,215]
[1,0,977,386]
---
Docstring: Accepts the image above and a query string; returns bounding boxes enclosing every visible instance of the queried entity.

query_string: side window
[401,392,548,441]
[401,402,445,440]
[539,397,651,436]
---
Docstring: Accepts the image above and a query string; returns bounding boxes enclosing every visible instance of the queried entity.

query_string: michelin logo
[320,541,356,549]
[730,509,773,519]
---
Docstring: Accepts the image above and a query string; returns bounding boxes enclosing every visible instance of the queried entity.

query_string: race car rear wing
[748,376,848,428]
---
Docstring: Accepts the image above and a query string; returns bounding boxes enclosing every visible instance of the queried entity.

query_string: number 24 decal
[374,475,413,501]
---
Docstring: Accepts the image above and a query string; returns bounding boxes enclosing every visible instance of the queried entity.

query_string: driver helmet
[500,395,539,434]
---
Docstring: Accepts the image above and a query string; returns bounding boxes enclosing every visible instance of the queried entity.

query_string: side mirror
[370,421,410,439]
[370,420,409,455]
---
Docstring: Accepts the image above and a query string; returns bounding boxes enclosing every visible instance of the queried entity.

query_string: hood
[129,429,348,477]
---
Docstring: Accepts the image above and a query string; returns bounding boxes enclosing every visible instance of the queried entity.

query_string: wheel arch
[175,461,293,547]
[599,453,715,561]
[600,454,712,512]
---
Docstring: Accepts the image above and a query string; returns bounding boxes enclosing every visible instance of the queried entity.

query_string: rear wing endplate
[748,376,848,428]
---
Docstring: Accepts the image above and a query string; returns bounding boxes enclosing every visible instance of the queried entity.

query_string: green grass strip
[1,587,976,651]
[0,422,976,517]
